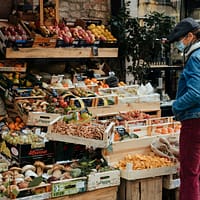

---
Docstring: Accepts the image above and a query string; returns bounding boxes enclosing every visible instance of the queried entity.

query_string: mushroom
[34,161,46,176]
[9,185,20,198]
[51,164,64,179]
[24,176,32,183]
[15,174,25,184]
[21,165,37,178]
[18,181,29,189]
[9,167,22,176]
[22,165,35,173]
[60,172,72,180]
[3,170,14,182]
[0,185,7,193]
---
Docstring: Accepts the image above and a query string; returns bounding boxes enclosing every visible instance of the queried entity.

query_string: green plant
[110,2,175,84]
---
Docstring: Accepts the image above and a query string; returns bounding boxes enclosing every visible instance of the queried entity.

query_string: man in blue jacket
[168,17,200,200]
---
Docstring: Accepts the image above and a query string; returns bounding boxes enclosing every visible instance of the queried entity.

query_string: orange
[15,116,22,123]
[8,122,15,130]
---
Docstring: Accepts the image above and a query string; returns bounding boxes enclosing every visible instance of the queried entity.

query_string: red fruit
[60,101,68,108]
[52,98,57,102]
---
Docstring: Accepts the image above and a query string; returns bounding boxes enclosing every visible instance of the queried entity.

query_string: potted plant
[110,1,175,84]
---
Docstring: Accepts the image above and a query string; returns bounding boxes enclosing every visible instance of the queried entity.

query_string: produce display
[114,152,175,170]
[0,24,31,44]
[50,120,108,140]
[26,20,117,47]
[0,2,180,199]
[0,148,120,199]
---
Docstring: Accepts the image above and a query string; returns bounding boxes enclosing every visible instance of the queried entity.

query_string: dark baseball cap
[167,17,200,43]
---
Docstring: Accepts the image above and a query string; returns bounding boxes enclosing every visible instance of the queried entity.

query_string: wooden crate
[125,119,151,137]
[15,102,61,126]
[39,0,59,26]
[32,34,57,48]
[51,177,87,198]
[87,170,120,191]
[50,186,118,200]
[120,165,178,181]
[102,136,159,165]
[47,118,115,148]
[118,177,162,200]
[102,134,179,181]
[151,122,175,135]
[88,102,161,118]
[31,0,59,48]
[7,183,51,200]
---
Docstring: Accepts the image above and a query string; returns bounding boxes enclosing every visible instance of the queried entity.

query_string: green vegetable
[70,168,82,178]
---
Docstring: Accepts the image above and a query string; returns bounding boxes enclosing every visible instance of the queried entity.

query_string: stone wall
[59,0,111,25]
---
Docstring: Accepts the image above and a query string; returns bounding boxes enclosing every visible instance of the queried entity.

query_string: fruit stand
[0,1,180,199]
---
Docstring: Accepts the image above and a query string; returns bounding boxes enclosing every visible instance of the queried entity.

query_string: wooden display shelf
[5,47,118,59]
[50,186,118,200]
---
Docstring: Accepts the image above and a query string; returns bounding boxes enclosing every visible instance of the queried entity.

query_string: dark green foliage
[109,1,175,84]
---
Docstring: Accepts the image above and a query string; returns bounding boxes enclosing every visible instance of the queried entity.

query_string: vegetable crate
[15,100,60,126]
[102,136,158,165]
[151,122,177,135]
[88,102,161,118]
[23,112,60,127]
[47,117,115,148]
[118,176,163,200]
[87,169,120,191]
[7,183,51,200]
[124,119,150,137]
[102,134,179,180]
[51,177,87,198]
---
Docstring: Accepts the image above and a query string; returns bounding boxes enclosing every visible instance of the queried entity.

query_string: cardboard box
[4,141,55,166]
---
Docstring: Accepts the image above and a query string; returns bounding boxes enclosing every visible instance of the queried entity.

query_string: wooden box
[31,0,59,48]
[51,177,87,198]
[15,101,61,126]
[118,177,162,200]
[88,102,161,118]
[8,183,51,200]
[87,169,120,191]
[125,119,150,137]
[102,136,159,165]
[47,118,115,148]
[32,34,57,48]
[102,134,179,181]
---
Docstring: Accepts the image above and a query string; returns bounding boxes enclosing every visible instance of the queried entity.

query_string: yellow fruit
[88,24,96,29]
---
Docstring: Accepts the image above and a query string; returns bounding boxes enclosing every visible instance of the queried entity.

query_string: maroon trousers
[180,118,200,200]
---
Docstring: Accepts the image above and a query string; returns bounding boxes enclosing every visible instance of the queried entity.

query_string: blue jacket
[172,41,200,121]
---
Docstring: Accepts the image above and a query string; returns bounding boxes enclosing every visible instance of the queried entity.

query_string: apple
[63,36,70,43]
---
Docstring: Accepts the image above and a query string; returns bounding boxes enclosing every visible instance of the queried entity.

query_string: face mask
[175,40,186,52]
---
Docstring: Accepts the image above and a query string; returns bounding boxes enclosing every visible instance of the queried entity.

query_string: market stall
[0,1,180,199]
